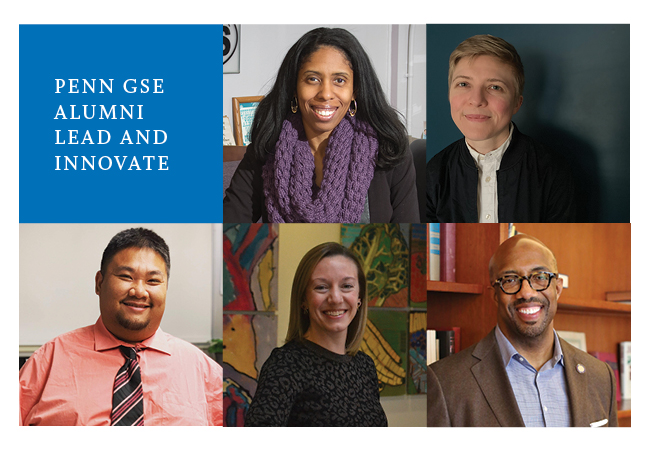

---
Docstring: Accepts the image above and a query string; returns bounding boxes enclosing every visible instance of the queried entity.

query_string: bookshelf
[426,280,483,294]
[427,223,631,427]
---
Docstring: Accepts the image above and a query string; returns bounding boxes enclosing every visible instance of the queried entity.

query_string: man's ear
[555,275,563,300]
[95,271,103,295]
[491,285,499,305]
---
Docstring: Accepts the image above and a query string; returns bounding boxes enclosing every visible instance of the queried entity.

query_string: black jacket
[426,125,576,223]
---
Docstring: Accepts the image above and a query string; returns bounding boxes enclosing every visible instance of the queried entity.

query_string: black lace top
[245,340,388,427]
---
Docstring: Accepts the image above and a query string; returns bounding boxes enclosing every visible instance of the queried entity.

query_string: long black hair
[249,27,409,170]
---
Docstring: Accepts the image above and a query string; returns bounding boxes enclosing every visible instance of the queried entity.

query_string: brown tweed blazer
[427,329,619,427]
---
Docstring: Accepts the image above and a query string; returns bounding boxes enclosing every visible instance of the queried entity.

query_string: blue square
[20,25,223,222]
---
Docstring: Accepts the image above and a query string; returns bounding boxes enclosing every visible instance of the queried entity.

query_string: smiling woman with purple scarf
[223,27,419,223]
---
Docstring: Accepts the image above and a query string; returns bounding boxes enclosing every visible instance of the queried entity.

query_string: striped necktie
[111,346,144,426]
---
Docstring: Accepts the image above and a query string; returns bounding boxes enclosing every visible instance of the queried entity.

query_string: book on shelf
[427,328,460,363]
[426,329,437,365]
[508,223,517,237]
[435,327,461,354]
[428,224,440,281]
[619,341,631,400]
[440,223,456,282]
[589,351,621,402]
[605,291,631,304]
[436,329,456,360]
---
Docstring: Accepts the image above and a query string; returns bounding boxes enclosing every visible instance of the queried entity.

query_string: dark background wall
[426,24,630,222]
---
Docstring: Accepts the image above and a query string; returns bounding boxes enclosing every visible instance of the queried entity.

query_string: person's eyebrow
[114,266,165,276]
[498,266,552,277]
[302,69,351,78]
[147,270,165,277]
[311,276,357,283]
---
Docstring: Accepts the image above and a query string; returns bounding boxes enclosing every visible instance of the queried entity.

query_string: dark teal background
[427,25,630,222]
[20,25,223,222]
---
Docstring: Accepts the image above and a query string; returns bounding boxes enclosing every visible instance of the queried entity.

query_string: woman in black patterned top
[245,242,387,426]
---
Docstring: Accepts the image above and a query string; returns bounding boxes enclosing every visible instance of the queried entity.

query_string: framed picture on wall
[223,24,240,74]
[232,95,263,146]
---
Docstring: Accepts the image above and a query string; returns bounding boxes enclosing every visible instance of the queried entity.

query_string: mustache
[121,297,151,307]
[512,297,549,308]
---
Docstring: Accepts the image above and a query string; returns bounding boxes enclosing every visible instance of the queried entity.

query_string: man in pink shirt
[19,228,223,426]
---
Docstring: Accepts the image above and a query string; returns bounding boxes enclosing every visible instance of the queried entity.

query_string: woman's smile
[296,46,354,144]
[303,255,360,345]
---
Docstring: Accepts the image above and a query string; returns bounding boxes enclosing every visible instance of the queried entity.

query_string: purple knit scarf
[262,112,378,223]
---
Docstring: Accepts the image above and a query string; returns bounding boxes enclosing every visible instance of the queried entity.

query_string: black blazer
[426,124,576,223]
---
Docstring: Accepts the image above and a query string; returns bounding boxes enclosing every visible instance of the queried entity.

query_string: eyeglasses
[492,271,558,295]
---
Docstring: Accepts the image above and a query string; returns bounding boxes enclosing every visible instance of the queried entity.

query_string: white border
[3,1,642,447]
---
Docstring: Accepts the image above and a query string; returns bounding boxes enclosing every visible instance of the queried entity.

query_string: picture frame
[232,95,263,146]
[223,24,240,74]
[557,330,587,352]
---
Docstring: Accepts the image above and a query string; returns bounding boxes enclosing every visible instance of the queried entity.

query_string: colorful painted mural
[223,313,277,427]
[343,223,426,397]
[408,312,427,394]
[223,223,278,311]
[363,309,408,396]
[409,223,427,307]
[341,223,409,307]
[223,223,279,426]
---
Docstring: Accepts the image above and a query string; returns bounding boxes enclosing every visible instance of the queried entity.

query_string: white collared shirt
[466,124,515,223]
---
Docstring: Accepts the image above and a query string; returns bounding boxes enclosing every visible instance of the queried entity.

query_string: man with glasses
[427,234,618,427]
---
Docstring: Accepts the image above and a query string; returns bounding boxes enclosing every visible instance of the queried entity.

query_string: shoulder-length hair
[249,27,409,170]
[285,242,368,355]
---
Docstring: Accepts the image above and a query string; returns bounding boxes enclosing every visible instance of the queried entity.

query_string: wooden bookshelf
[618,400,631,426]
[557,297,631,314]
[427,280,483,294]
[428,223,631,426]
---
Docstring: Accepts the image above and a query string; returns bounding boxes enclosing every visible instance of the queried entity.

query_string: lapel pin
[576,363,585,374]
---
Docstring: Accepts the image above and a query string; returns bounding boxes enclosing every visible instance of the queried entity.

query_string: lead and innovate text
[53,78,169,171]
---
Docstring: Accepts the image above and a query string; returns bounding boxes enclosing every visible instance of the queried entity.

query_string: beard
[507,297,552,339]
[116,310,150,331]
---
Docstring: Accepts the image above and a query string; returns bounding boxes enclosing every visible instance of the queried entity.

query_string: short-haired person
[19,228,223,426]
[224,27,419,223]
[426,34,576,222]
[245,242,387,426]
[427,234,618,427]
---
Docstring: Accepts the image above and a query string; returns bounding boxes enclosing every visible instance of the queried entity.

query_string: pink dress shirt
[19,317,223,426]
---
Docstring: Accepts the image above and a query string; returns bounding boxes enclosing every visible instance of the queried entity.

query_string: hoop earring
[348,99,357,117]
[291,97,298,114]
[357,300,361,308]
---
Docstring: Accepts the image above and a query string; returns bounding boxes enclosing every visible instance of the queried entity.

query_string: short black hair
[100,228,171,278]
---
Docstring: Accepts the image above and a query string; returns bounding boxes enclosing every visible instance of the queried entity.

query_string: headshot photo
[426,25,630,223]
[223,25,427,223]
[19,224,224,426]
[223,222,427,427]
[427,223,631,427]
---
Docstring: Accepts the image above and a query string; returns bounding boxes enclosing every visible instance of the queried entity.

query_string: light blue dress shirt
[495,325,571,427]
